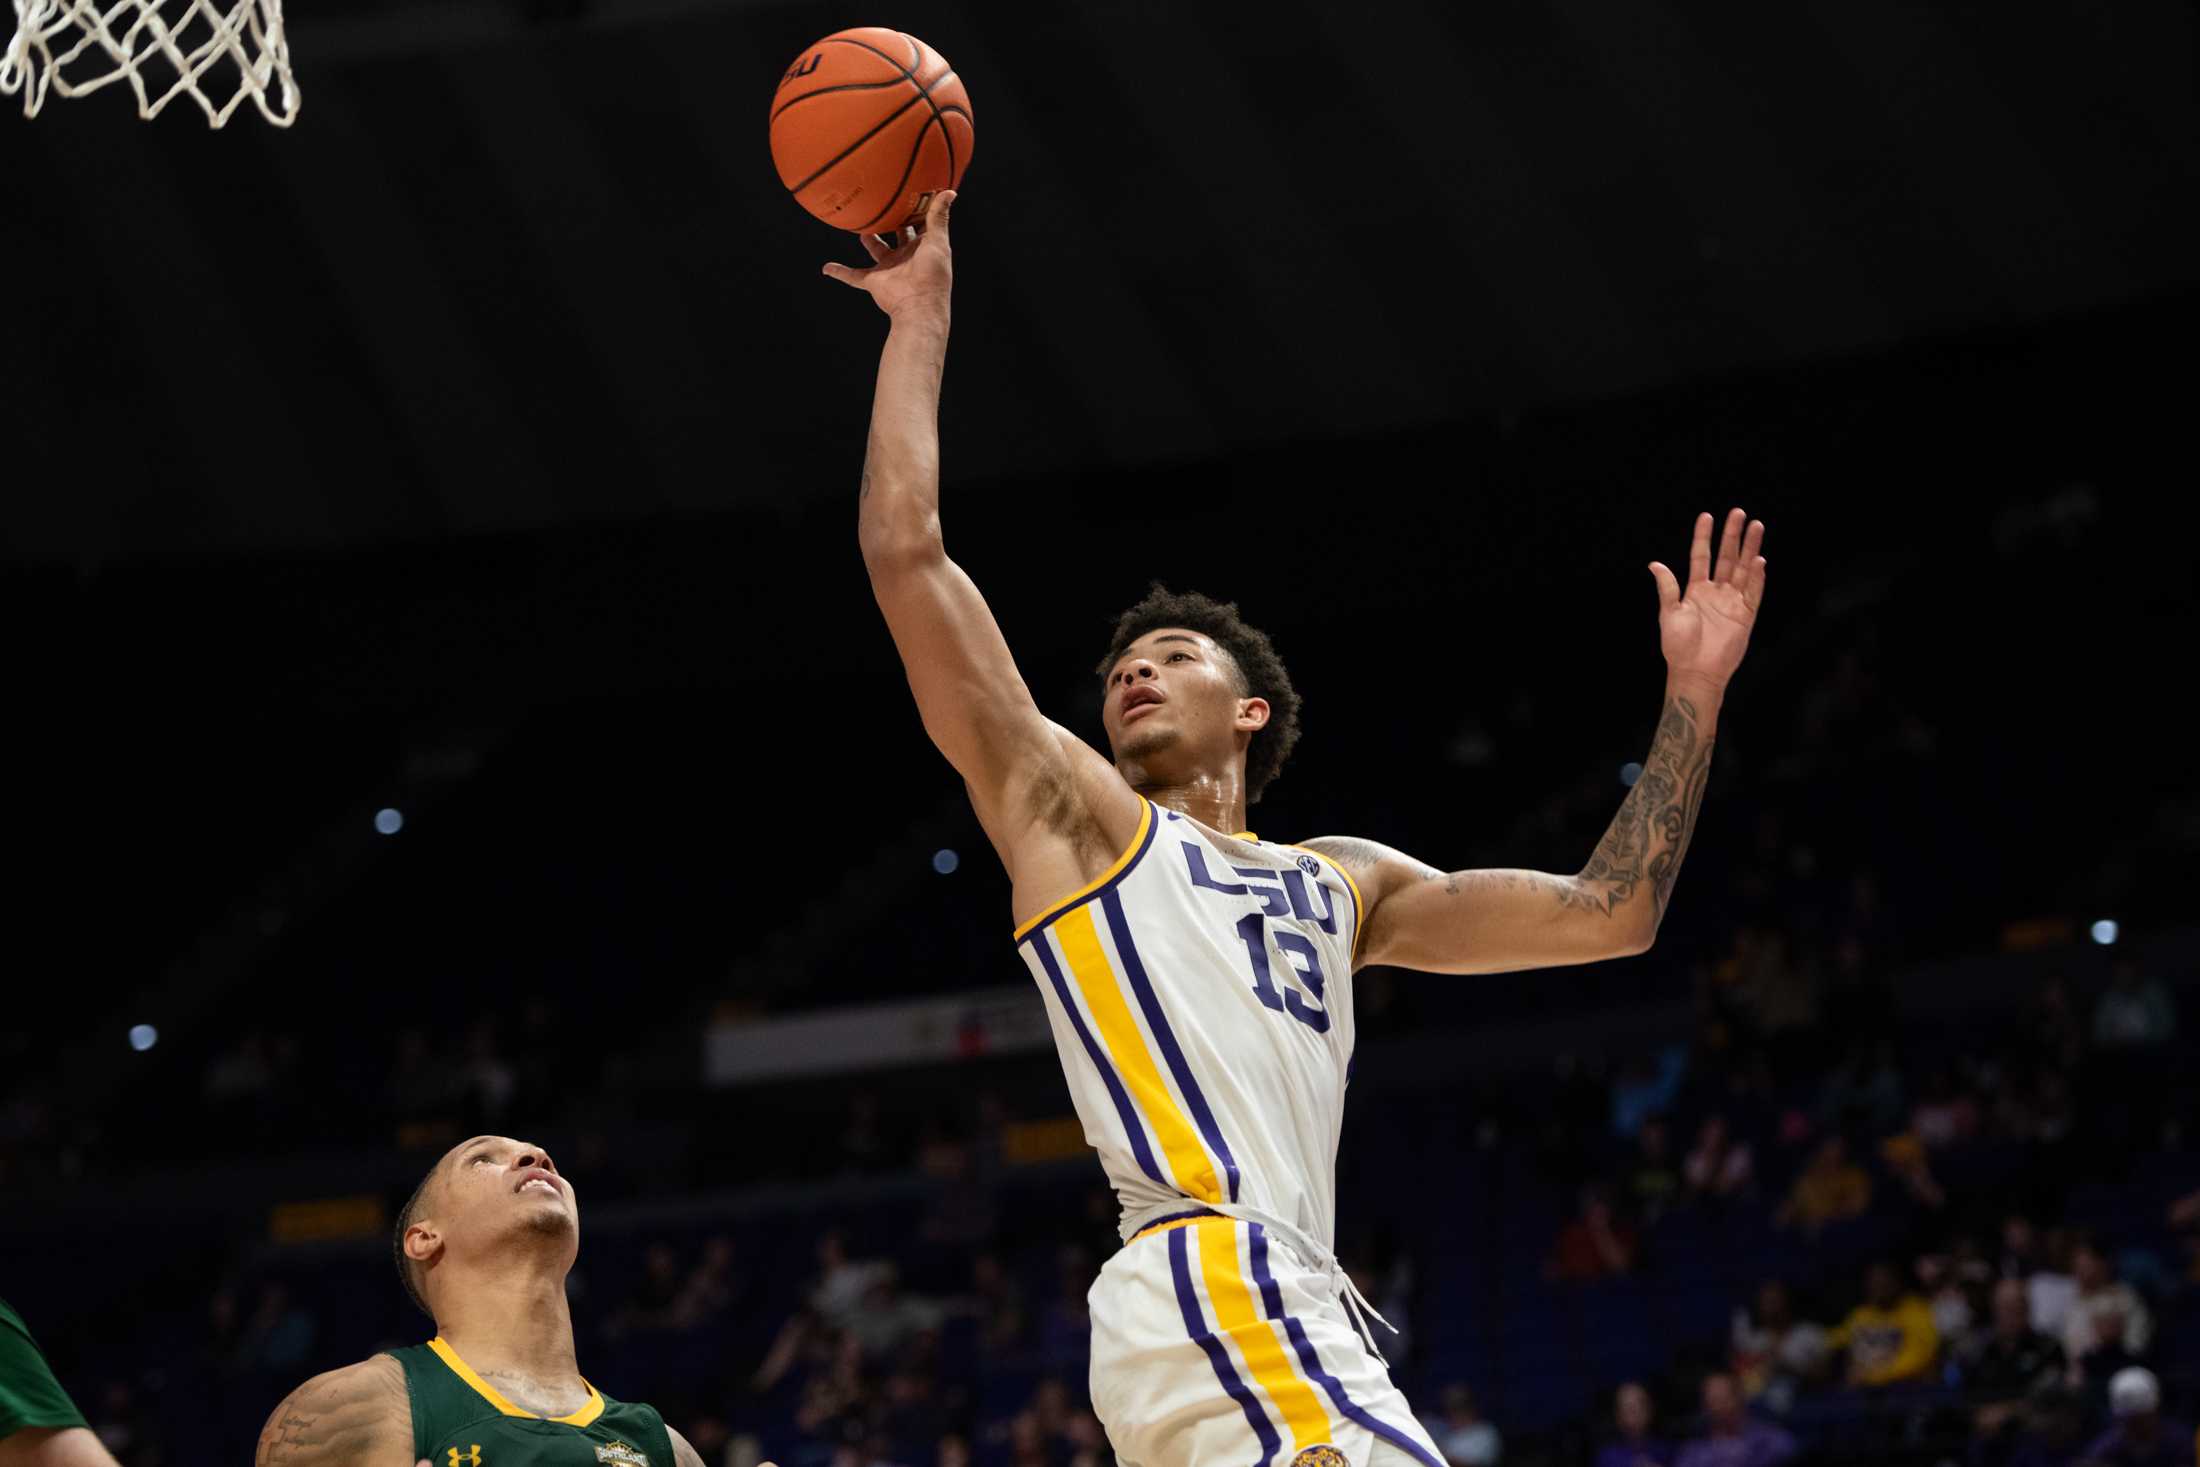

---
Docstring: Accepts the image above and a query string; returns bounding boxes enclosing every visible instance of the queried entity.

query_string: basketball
[769,28,974,234]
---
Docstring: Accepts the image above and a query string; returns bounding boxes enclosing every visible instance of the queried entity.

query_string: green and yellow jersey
[387,1338,675,1467]
[0,1298,90,1442]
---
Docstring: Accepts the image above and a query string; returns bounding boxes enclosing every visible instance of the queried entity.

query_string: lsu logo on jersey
[595,1444,649,1467]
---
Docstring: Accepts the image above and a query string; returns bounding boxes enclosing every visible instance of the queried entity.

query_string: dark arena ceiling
[3,0,2195,561]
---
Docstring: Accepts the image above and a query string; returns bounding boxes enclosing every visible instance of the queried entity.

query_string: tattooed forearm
[1562,695,1714,925]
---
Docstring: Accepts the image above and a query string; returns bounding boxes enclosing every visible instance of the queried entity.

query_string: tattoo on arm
[1561,695,1713,922]
[1301,836,1391,877]
[254,1361,408,1467]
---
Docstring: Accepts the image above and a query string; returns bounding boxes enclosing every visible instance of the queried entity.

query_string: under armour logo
[448,1447,482,1467]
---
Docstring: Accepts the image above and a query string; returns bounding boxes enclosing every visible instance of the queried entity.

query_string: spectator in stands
[1430,1383,1501,1466]
[847,1263,941,1363]
[1820,1040,1907,1134]
[1674,1372,1795,1467]
[1911,1065,1981,1148]
[1549,1186,1638,1282]
[2077,1367,2191,1467]
[611,1240,684,1337]
[1062,1408,1109,1467]
[813,1229,891,1332]
[237,1280,316,1374]
[462,1018,518,1126]
[1729,1280,1827,1412]
[2091,959,2176,1049]
[1999,1388,2090,1467]
[1037,1244,1095,1376]
[1612,1048,1689,1141]
[668,1233,742,1331]
[1965,1278,2067,1454]
[1917,1239,1989,1344]
[960,1251,1029,1359]
[2063,1240,2152,1387]
[1879,1131,1947,1214]
[876,1367,948,1462]
[1830,1260,1939,1390]
[1683,1114,1754,1204]
[1596,1381,1671,1467]
[1624,1118,1682,1226]
[1774,1135,1870,1236]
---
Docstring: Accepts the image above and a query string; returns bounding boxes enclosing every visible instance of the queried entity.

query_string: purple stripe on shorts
[1247,1225,1446,1467]
[1168,1224,1281,1467]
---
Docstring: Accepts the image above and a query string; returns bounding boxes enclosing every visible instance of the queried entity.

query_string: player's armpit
[253,1356,413,1467]
[1300,836,1652,975]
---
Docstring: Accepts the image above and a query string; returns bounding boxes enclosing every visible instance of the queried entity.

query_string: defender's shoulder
[255,1355,413,1467]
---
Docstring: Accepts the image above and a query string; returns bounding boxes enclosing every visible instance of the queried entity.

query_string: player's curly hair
[1096,585,1302,805]
[392,1161,439,1320]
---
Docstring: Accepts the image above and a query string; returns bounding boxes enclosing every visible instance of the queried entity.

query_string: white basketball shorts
[1087,1214,1446,1467]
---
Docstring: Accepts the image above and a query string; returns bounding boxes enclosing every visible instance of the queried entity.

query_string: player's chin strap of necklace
[1122,1199,1399,1363]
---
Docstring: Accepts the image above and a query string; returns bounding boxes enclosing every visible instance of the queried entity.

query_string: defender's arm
[1307,684,1717,972]
[254,1357,419,1467]
[832,193,1087,826]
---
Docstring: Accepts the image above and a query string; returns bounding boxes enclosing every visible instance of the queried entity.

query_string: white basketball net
[2,0,299,127]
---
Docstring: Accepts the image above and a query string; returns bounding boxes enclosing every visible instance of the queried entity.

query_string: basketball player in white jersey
[826,192,1768,1467]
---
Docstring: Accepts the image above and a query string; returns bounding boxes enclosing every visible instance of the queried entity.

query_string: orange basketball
[768,28,974,234]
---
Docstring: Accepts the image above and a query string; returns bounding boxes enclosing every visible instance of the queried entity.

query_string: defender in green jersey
[0,1298,120,1467]
[254,1136,757,1467]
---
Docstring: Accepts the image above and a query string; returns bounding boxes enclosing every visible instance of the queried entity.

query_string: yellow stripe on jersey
[1052,902,1223,1204]
[1012,799,1155,942]
[427,1337,605,1426]
[1287,844,1366,964]
[1192,1219,1334,1450]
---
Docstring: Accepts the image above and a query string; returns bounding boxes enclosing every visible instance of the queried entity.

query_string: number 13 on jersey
[1182,843,1335,1033]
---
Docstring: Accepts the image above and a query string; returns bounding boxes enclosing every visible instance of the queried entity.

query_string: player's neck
[1132,772,1248,838]
[436,1259,583,1391]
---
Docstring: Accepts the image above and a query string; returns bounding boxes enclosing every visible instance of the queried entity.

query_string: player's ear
[1235,697,1270,734]
[404,1220,443,1266]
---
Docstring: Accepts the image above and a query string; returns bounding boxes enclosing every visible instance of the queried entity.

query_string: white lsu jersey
[1015,796,1363,1251]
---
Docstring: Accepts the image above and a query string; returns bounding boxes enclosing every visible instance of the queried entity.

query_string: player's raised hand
[1649,508,1767,693]
[822,189,954,318]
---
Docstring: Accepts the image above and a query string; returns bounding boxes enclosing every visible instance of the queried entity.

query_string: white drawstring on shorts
[1121,1197,1398,1363]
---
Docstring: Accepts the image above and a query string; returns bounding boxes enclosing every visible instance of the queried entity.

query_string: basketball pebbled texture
[768,28,974,234]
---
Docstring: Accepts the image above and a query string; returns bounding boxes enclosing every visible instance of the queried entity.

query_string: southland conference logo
[596,1444,650,1467]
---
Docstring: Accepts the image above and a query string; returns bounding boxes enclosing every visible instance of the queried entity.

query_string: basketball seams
[782,87,928,197]
[851,112,943,233]
[771,78,914,126]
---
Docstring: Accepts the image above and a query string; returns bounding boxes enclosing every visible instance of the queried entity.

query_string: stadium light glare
[128,1024,158,1051]
[933,848,960,875]
[2091,918,2120,946]
[375,807,405,835]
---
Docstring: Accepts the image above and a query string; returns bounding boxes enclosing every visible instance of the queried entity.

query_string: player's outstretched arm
[1308,509,1767,974]
[254,1356,420,1467]
[827,192,1100,830]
